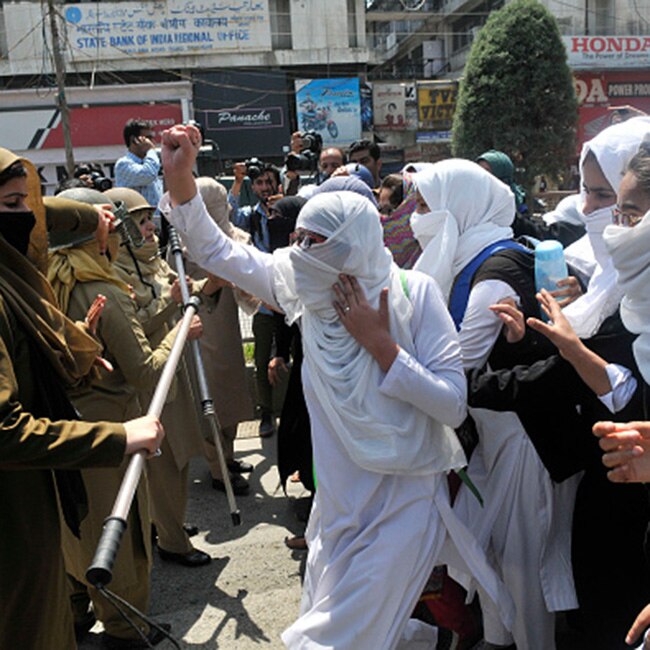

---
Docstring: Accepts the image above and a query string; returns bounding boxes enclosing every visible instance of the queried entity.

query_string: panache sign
[563,36,650,69]
[205,107,284,130]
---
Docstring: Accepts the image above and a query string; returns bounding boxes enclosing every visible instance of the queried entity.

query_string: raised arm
[160,124,280,310]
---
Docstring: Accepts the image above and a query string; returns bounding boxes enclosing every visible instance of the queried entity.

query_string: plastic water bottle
[535,240,568,320]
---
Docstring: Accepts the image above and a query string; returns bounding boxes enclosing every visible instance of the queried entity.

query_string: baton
[167,224,242,527]
[86,297,200,588]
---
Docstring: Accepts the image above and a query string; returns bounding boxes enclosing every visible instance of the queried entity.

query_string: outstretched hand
[489,297,525,343]
[160,124,201,206]
[594,421,650,483]
[333,274,398,372]
[526,288,580,356]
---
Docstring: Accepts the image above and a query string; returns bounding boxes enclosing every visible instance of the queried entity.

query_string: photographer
[228,159,283,437]
[74,163,113,192]
[283,131,344,197]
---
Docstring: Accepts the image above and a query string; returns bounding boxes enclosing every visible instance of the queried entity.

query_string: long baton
[167,224,241,527]
[86,297,200,588]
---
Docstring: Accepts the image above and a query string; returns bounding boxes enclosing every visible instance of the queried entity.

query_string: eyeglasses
[613,207,645,228]
[290,228,328,250]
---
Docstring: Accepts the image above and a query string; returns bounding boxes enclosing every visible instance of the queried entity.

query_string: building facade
[0,0,369,189]
[366,0,650,155]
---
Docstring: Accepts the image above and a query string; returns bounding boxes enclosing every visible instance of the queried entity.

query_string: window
[270,0,291,49]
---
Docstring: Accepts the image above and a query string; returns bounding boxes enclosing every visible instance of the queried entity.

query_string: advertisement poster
[373,83,407,130]
[194,70,291,159]
[360,82,373,133]
[417,81,458,133]
[574,70,650,148]
[295,78,361,146]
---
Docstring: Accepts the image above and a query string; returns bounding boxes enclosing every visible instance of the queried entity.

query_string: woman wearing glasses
[159,124,513,650]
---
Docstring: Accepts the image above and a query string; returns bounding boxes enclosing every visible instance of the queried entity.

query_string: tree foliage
[451,0,578,187]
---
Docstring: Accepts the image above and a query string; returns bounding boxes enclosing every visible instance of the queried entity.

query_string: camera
[74,164,113,192]
[245,157,264,180]
[285,130,323,173]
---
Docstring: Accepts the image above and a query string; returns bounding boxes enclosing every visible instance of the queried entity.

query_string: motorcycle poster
[294,78,361,146]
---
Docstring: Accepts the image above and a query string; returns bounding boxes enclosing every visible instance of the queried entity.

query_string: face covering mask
[0,210,36,256]
[410,209,450,249]
[584,204,615,268]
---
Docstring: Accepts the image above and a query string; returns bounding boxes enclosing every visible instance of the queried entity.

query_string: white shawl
[542,193,584,227]
[410,159,515,297]
[604,211,650,384]
[272,191,465,475]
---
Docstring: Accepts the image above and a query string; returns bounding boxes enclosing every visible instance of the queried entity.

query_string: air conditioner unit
[470,26,481,39]
[386,31,397,50]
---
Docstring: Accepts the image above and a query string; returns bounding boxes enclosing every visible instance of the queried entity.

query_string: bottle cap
[534,239,564,261]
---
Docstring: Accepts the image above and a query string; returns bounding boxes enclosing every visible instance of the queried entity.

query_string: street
[79,422,308,649]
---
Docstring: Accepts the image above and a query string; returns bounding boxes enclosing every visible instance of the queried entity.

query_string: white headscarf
[604,211,650,384]
[542,193,585,227]
[272,191,465,475]
[410,159,516,297]
[563,118,650,338]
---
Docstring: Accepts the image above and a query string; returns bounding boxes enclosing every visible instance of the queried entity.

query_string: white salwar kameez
[164,193,513,650]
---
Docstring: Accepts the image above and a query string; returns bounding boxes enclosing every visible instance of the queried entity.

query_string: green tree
[451,0,577,188]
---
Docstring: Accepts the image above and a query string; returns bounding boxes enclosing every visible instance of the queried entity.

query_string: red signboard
[38,103,183,149]
[574,70,650,150]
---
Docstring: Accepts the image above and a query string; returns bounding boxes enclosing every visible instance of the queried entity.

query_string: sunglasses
[613,208,645,228]
[290,228,328,250]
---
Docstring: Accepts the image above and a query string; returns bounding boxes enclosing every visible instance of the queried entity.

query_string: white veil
[410,159,515,297]
[272,191,465,475]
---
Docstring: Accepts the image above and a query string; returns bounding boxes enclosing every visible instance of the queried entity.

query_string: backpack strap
[449,240,528,331]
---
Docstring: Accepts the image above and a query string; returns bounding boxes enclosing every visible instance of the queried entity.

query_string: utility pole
[48,0,75,177]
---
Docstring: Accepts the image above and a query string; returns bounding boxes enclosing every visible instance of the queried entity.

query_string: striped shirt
[114,150,163,210]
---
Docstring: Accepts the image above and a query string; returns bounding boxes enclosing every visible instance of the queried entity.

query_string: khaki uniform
[0,295,126,650]
[187,177,254,480]
[61,279,176,640]
[0,161,128,650]
[115,248,204,554]
[185,272,253,480]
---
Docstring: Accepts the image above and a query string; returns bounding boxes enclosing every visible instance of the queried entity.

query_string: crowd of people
[2,110,650,650]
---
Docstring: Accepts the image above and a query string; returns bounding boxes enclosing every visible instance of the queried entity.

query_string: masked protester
[160,124,516,650]
[49,187,200,647]
[0,147,163,650]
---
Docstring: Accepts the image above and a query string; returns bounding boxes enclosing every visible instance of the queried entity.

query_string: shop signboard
[574,70,650,147]
[564,36,650,69]
[194,70,291,159]
[4,1,272,68]
[0,102,183,191]
[417,81,458,133]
